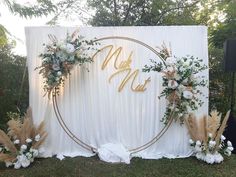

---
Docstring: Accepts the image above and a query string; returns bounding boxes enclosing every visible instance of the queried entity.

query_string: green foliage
[2,0,57,18]
[208,46,231,113]
[0,25,7,47]
[88,0,201,26]
[0,45,28,130]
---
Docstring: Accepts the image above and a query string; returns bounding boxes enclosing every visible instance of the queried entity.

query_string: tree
[0,44,28,129]
[87,0,202,26]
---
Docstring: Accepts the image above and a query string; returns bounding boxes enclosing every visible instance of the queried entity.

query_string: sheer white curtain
[25,26,208,163]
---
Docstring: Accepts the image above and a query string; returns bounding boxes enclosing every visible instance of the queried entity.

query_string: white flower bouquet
[189,134,233,164]
[0,108,47,169]
[186,110,233,164]
[143,44,207,124]
[36,30,98,97]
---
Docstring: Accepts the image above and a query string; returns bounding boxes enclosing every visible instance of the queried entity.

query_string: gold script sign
[92,36,164,92]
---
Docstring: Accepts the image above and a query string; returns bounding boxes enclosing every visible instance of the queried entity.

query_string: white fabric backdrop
[25,26,208,163]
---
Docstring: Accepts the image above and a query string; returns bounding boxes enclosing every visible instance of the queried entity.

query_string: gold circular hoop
[52,36,173,154]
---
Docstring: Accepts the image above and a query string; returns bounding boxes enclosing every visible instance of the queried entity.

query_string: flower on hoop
[143,42,207,124]
[35,30,98,97]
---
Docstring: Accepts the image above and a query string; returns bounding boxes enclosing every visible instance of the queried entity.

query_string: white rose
[183,60,190,67]
[174,73,181,81]
[196,140,201,146]
[183,90,193,99]
[221,135,226,141]
[214,153,224,163]
[196,152,204,160]
[209,140,216,148]
[227,141,232,147]
[189,139,194,144]
[14,161,21,169]
[165,57,176,65]
[65,43,75,53]
[227,146,234,151]
[208,133,213,138]
[35,134,41,142]
[195,145,202,152]
[205,153,215,164]
[20,144,27,151]
[14,139,20,144]
[17,155,31,168]
[225,149,232,156]
[57,71,62,76]
[26,138,32,143]
[5,162,13,168]
[168,80,178,89]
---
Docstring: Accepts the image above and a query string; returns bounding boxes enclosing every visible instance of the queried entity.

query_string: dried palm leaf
[7,119,21,139]
[20,108,35,144]
[207,110,221,138]
[197,115,207,143]
[0,130,17,153]
[185,113,198,141]
[0,153,16,163]
[203,115,208,143]
[215,110,230,150]
[35,121,46,137]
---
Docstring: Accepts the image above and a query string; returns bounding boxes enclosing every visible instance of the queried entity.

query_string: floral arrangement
[143,43,207,124]
[186,110,233,164]
[0,108,47,169]
[36,30,98,97]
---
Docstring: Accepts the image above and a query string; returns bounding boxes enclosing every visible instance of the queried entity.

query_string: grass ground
[0,155,236,177]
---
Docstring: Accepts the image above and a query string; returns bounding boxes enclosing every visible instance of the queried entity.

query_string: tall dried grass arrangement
[0,107,47,164]
[185,110,230,152]
[215,110,230,150]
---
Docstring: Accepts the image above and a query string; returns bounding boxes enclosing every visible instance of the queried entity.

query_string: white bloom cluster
[196,152,224,164]
[156,56,207,124]
[38,32,95,96]
[5,134,42,169]
[189,134,234,164]
[163,56,202,99]
[13,148,39,169]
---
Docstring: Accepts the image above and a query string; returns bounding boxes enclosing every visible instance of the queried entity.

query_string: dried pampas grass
[185,110,230,152]
[215,110,230,149]
[0,107,47,164]
[0,130,17,153]
[207,110,221,138]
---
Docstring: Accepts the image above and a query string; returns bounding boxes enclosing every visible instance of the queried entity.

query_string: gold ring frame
[52,36,173,154]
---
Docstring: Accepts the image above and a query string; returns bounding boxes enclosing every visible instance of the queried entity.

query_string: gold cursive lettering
[92,45,151,92]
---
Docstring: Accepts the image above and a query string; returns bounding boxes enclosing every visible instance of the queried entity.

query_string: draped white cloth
[25,26,208,163]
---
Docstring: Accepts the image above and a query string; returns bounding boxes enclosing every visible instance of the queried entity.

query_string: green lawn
[0,155,236,177]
